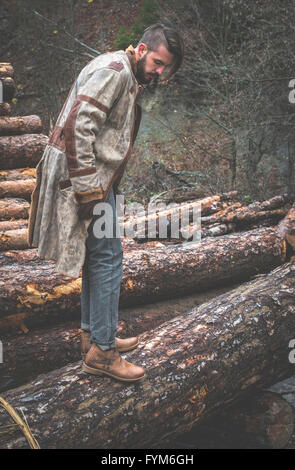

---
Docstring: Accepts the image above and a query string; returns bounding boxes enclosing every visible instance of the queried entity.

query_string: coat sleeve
[63,65,127,204]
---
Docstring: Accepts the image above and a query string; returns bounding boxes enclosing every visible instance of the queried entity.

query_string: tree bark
[0,63,14,78]
[0,103,12,117]
[0,116,43,136]
[201,194,290,226]
[0,228,286,328]
[277,203,295,251]
[196,391,294,449]
[0,284,238,392]
[0,228,29,251]
[123,194,289,241]
[123,194,241,232]
[0,219,28,232]
[0,168,36,182]
[0,134,48,169]
[0,206,287,251]
[0,198,30,220]
[0,260,294,449]
[0,180,35,200]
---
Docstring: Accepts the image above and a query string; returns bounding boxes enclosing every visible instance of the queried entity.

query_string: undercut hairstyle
[137,23,184,79]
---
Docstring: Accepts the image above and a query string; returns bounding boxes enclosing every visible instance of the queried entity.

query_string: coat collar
[125,44,137,76]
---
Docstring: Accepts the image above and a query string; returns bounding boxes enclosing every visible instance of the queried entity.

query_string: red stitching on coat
[77,94,109,114]
[49,125,65,152]
[64,99,82,169]
[68,166,97,178]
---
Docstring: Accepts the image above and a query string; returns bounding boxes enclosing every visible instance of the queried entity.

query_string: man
[28,24,184,382]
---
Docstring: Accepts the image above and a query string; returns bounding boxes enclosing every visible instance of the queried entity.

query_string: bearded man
[28,24,184,382]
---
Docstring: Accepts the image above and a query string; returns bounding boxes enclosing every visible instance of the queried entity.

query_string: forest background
[1,0,294,205]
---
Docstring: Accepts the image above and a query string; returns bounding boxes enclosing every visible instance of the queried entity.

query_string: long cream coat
[28,50,141,278]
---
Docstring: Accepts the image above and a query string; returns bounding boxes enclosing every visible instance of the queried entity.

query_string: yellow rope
[0,397,40,449]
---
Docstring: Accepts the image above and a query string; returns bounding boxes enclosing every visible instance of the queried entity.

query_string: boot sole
[82,362,145,382]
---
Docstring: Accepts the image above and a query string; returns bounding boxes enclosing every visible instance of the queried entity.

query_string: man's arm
[63,64,127,207]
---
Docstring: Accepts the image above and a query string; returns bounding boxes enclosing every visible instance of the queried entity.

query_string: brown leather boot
[80,330,139,361]
[82,343,145,382]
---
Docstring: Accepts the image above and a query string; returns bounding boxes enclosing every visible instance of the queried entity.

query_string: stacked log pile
[0,63,48,251]
[0,62,294,449]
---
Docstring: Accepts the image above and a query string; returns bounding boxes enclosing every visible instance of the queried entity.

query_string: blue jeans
[81,188,123,350]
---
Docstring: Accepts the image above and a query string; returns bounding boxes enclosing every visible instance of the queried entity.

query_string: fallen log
[200,208,288,235]
[0,228,286,330]
[0,228,29,251]
[0,220,28,232]
[0,198,30,220]
[180,391,294,449]
[0,63,14,79]
[0,260,294,449]
[0,283,239,392]
[201,194,290,226]
[0,180,35,200]
[0,240,162,267]
[0,230,162,252]
[123,201,242,240]
[0,134,48,169]
[277,203,295,251]
[0,248,39,266]
[0,168,36,182]
[125,194,289,240]
[0,207,287,252]
[0,103,12,117]
[0,116,43,136]
[138,208,288,243]
[122,193,241,233]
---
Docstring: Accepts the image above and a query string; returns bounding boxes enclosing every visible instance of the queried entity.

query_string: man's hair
[137,23,184,79]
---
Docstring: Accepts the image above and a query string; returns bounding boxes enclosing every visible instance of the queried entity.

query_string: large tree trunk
[0,227,286,326]
[0,198,30,220]
[0,116,43,136]
[0,180,35,200]
[0,134,48,169]
[0,284,238,392]
[0,260,294,449]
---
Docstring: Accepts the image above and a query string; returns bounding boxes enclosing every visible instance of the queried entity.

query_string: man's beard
[135,54,159,93]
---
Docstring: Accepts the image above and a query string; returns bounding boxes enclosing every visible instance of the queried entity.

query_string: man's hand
[77,200,101,220]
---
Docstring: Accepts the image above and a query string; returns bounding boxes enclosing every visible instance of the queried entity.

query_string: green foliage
[113,0,159,50]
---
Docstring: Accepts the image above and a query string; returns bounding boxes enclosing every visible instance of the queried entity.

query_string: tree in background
[156,0,295,200]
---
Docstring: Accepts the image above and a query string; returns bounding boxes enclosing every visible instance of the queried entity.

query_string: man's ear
[138,43,148,58]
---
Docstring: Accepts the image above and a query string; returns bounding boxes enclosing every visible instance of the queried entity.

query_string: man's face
[135,43,174,86]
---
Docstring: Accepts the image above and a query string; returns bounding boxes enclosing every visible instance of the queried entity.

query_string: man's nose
[155,65,165,75]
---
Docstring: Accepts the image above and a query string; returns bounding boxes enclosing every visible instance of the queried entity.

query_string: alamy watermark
[289,339,295,364]
[0,340,3,364]
[288,79,295,104]
[0,79,3,103]
[91,195,202,242]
